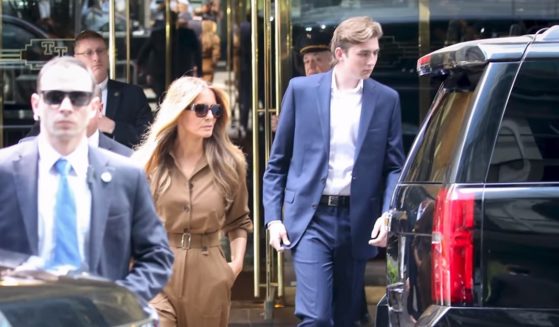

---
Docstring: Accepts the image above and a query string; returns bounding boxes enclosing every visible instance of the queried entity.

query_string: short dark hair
[74,30,106,51]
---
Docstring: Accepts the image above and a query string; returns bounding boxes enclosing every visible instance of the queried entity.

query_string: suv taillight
[431,186,475,305]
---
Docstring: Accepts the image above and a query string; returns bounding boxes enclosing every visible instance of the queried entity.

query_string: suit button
[312,204,317,209]
[184,205,190,212]
[321,178,326,184]
[352,176,356,180]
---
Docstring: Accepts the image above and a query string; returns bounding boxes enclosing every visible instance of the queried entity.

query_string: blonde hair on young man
[330,16,383,64]
[133,77,246,205]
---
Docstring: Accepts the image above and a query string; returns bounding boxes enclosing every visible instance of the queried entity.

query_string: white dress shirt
[88,129,100,148]
[37,135,92,271]
[98,77,108,115]
[323,68,363,196]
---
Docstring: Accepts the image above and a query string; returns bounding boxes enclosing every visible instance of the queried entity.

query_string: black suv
[379,26,559,326]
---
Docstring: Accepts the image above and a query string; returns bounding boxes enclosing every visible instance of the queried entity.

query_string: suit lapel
[12,141,40,254]
[317,72,332,154]
[98,133,113,152]
[355,79,378,158]
[86,147,114,270]
[104,79,120,120]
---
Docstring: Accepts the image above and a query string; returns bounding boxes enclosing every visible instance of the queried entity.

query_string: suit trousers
[291,204,367,327]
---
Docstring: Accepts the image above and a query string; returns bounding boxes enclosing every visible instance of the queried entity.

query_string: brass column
[165,0,172,90]
[125,0,131,82]
[108,0,116,79]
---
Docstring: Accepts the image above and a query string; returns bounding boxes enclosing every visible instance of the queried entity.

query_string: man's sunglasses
[41,90,93,107]
[187,103,223,118]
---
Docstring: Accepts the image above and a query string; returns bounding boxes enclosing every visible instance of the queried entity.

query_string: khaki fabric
[150,156,252,327]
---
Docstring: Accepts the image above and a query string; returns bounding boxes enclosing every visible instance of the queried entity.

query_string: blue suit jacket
[98,133,134,157]
[0,140,173,301]
[263,71,405,259]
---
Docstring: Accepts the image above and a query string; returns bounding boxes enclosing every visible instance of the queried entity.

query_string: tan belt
[167,231,221,250]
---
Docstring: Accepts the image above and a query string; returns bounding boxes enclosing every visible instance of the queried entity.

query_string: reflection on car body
[0,250,157,327]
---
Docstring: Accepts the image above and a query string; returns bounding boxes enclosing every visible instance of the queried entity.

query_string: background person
[201,19,221,83]
[134,76,252,327]
[263,16,405,326]
[298,31,333,76]
[271,32,334,132]
[27,30,153,148]
[137,11,202,101]
[0,56,173,302]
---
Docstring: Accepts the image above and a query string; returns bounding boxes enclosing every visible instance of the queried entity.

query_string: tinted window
[403,72,477,182]
[2,22,39,50]
[488,60,559,183]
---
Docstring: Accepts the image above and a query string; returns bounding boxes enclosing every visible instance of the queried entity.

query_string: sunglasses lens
[42,90,92,106]
[210,104,223,118]
[43,91,65,105]
[191,104,223,118]
[193,103,210,117]
[69,91,92,106]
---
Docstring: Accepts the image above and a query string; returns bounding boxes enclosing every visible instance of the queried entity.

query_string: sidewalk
[228,259,386,326]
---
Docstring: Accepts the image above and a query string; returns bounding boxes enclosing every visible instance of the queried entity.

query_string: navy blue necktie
[45,158,81,270]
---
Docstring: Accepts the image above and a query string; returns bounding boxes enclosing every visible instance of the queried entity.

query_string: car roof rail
[538,25,559,41]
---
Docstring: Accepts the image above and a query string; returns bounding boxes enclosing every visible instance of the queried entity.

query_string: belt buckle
[327,195,338,206]
[180,232,192,249]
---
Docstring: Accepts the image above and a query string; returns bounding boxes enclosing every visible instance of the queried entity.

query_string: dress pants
[291,204,366,327]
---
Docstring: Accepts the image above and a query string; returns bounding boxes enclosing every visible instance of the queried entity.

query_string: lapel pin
[101,171,112,183]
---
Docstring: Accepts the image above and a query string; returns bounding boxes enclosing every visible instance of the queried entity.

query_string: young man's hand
[369,211,390,248]
[268,221,291,252]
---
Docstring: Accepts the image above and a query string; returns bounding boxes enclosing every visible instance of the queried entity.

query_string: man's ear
[31,93,41,121]
[334,47,345,61]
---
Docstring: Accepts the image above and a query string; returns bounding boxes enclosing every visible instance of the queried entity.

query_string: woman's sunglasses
[187,103,223,119]
[41,90,93,107]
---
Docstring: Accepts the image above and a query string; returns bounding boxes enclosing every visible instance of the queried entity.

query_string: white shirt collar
[88,130,100,148]
[37,134,90,177]
[331,67,363,95]
[97,77,109,91]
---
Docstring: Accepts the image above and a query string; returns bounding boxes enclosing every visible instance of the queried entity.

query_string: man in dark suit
[27,30,153,148]
[0,56,173,302]
[74,30,153,148]
[263,17,405,326]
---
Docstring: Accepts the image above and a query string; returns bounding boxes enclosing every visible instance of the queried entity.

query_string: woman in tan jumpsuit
[134,76,252,327]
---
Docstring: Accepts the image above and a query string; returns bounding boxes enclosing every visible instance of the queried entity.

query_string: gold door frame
[106,0,132,82]
[250,0,292,319]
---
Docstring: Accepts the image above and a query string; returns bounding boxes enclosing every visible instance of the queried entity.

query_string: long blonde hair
[133,77,246,205]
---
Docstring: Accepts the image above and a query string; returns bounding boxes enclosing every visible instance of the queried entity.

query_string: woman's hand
[228,261,243,279]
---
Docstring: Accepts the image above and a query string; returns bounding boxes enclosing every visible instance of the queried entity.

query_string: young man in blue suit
[263,16,405,326]
[0,56,173,302]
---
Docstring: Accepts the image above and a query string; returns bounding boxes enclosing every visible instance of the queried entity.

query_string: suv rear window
[403,72,478,182]
[488,59,559,183]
